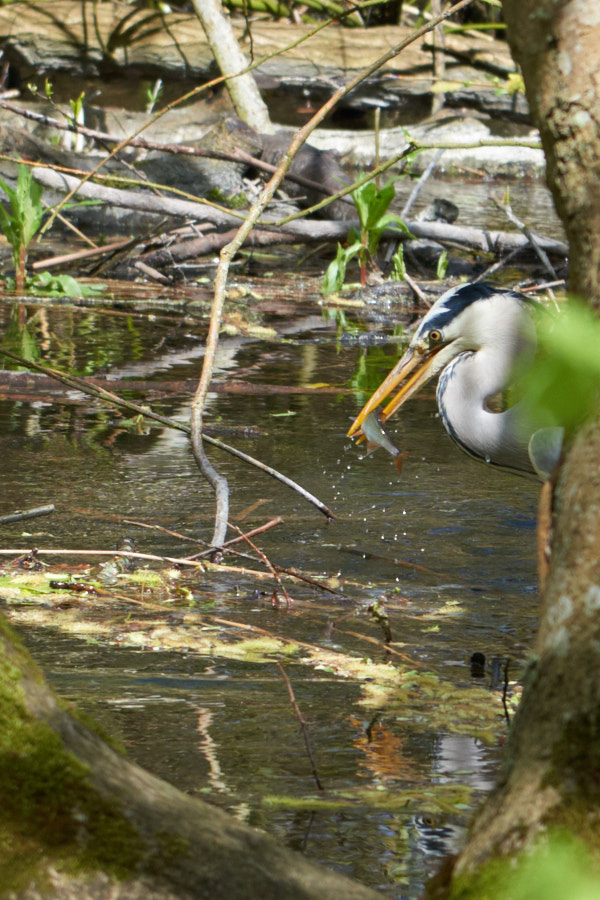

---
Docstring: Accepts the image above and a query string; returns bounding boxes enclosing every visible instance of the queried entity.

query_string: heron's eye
[429,329,442,345]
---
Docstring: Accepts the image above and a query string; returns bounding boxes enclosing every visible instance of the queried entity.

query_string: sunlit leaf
[520,300,600,435]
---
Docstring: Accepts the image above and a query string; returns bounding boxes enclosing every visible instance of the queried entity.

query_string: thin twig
[209,614,419,666]
[0,350,335,520]
[276,662,324,792]
[403,271,431,306]
[229,522,292,606]
[492,195,558,283]
[401,148,445,220]
[0,102,352,206]
[32,238,136,271]
[0,547,206,568]
[187,517,284,558]
[473,246,523,282]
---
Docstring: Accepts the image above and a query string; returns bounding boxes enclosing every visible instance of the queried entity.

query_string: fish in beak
[347,344,446,439]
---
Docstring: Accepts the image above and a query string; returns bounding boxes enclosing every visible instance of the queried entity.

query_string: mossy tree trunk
[0,617,379,899]
[436,1,600,894]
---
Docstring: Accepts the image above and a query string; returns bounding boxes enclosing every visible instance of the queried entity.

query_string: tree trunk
[436,1,600,894]
[503,0,600,301]
[0,617,379,899]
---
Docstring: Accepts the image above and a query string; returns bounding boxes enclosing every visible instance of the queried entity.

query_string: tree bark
[437,1,600,893]
[503,0,600,300]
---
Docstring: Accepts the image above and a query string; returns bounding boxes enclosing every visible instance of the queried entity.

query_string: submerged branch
[0,504,55,525]
[277,662,325,792]
[230,522,292,606]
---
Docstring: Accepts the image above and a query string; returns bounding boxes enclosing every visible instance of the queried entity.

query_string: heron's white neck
[435,298,537,474]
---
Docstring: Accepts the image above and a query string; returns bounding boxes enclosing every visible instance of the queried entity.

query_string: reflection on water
[0,301,539,898]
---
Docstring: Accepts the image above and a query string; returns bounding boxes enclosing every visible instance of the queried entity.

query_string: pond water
[0,271,541,897]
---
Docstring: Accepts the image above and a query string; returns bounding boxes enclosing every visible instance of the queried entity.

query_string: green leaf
[31,271,107,298]
[436,250,448,281]
[390,245,406,281]
[520,300,600,435]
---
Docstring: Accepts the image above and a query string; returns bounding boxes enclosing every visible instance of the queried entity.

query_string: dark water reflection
[0,304,539,897]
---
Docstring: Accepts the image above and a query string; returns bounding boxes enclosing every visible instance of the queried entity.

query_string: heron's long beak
[347,346,442,438]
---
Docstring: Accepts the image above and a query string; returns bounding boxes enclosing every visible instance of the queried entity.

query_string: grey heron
[347,282,563,480]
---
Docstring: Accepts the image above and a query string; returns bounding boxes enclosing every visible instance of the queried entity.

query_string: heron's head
[347,282,532,437]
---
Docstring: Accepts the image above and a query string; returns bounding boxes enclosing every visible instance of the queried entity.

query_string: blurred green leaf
[482,833,600,900]
[520,300,600,435]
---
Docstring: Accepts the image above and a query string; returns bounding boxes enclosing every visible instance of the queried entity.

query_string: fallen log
[33,167,570,264]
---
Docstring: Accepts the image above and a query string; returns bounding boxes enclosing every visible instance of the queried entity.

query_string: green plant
[520,299,600,434]
[144,78,163,114]
[389,244,406,282]
[0,164,45,293]
[436,249,448,281]
[322,176,411,295]
[29,271,107,298]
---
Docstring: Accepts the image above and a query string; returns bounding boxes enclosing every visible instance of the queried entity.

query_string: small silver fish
[360,410,409,473]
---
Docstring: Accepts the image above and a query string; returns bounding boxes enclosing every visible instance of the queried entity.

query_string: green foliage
[29,271,107,298]
[390,244,406,281]
[69,91,85,122]
[493,71,525,96]
[322,176,411,295]
[349,344,404,399]
[144,78,163,114]
[0,167,105,298]
[436,249,448,281]
[452,833,600,900]
[0,164,45,291]
[322,241,362,295]
[1,306,40,367]
[520,300,600,435]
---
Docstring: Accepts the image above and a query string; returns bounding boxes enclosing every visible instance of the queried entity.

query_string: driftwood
[32,167,569,266]
[0,615,379,900]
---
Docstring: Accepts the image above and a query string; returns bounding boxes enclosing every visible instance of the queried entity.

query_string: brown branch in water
[229,522,292,607]
[271,565,343,596]
[0,504,55,525]
[336,629,418,665]
[121,515,340,595]
[209,614,421,667]
[188,517,284,559]
[0,350,334,521]
[276,662,324,792]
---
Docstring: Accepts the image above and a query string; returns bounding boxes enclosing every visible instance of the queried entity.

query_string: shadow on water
[0,291,540,898]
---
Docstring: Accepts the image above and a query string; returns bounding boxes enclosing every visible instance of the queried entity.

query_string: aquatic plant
[322,176,410,295]
[0,164,45,293]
